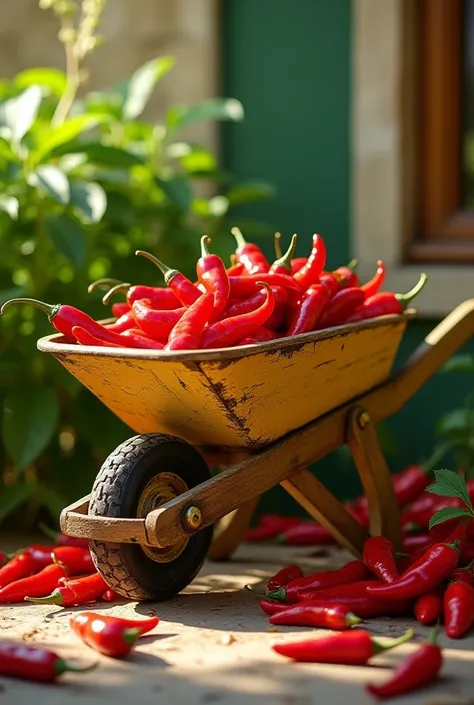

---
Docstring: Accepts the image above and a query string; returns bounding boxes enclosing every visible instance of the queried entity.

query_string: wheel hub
[137,472,189,563]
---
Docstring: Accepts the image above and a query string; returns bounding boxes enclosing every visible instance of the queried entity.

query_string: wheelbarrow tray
[38,312,412,450]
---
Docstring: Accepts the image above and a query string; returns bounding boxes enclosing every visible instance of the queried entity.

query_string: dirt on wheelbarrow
[1,533,474,705]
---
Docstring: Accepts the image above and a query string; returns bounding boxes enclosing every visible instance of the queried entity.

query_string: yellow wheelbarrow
[38,300,474,601]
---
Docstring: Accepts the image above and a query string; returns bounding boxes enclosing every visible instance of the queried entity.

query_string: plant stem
[52,14,80,127]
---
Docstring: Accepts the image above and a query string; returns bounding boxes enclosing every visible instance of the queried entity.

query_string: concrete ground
[1,533,474,705]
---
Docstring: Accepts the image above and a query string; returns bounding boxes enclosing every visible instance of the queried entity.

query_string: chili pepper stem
[24,591,64,605]
[87,278,122,294]
[244,584,266,598]
[102,283,131,305]
[274,232,282,259]
[428,625,440,644]
[0,298,59,318]
[123,628,142,645]
[396,273,428,309]
[345,613,363,626]
[54,659,98,675]
[371,628,415,655]
[230,226,247,249]
[135,250,179,285]
[272,234,297,271]
[347,258,358,271]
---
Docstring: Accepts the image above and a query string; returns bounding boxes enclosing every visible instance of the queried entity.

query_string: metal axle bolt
[184,505,202,530]
[358,411,371,429]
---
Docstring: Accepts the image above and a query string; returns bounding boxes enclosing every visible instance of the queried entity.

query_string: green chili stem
[135,251,178,284]
[230,227,246,249]
[102,283,131,306]
[396,273,428,309]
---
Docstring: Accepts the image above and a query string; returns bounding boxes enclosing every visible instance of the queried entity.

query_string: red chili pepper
[23,545,94,575]
[231,227,270,275]
[407,497,465,531]
[135,250,201,306]
[333,259,359,288]
[101,589,120,602]
[296,579,381,603]
[39,524,90,549]
[400,490,438,524]
[0,641,96,682]
[111,302,130,318]
[269,603,362,630]
[291,257,308,274]
[131,299,185,340]
[228,272,301,300]
[268,560,370,603]
[360,260,386,299]
[363,536,399,583]
[366,627,442,700]
[73,325,123,348]
[266,564,303,593]
[69,612,159,658]
[226,261,245,276]
[260,514,301,528]
[25,572,108,607]
[224,286,288,329]
[269,234,298,275]
[319,271,341,294]
[444,580,474,638]
[244,525,286,542]
[293,234,326,291]
[277,521,335,547]
[285,596,412,619]
[346,273,428,323]
[286,282,332,337]
[0,560,67,603]
[165,292,214,351]
[104,283,181,310]
[196,236,231,320]
[201,282,275,349]
[105,310,135,333]
[316,287,365,328]
[0,553,34,587]
[414,588,444,625]
[366,540,460,602]
[272,628,414,665]
[259,599,288,616]
[450,560,474,586]
[251,326,278,341]
[402,534,433,555]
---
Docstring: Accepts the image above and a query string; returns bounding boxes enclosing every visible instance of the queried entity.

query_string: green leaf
[155,176,192,211]
[426,468,473,510]
[14,67,67,97]
[429,507,473,529]
[436,409,474,436]
[122,56,175,121]
[167,97,244,132]
[0,85,42,142]
[70,181,107,223]
[167,142,217,173]
[441,355,474,374]
[34,114,109,162]
[226,180,276,207]
[0,195,18,219]
[2,386,59,473]
[43,213,85,266]
[0,137,18,161]
[50,141,144,167]
[28,165,70,205]
[0,484,37,525]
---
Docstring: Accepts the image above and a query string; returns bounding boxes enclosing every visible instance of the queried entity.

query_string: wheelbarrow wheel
[88,433,213,601]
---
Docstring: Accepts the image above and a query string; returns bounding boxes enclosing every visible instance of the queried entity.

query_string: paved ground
[1,533,474,705]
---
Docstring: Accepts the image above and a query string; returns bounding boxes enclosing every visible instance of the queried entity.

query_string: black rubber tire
[88,433,213,601]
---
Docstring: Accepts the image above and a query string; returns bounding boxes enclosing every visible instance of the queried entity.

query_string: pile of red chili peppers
[0,230,427,350]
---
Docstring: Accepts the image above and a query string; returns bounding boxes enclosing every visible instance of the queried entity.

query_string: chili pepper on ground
[231,227,270,275]
[136,251,201,306]
[360,260,386,299]
[102,589,120,602]
[201,282,274,349]
[289,596,413,619]
[105,310,135,333]
[444,579,474,638]
[0,641,96,682]
[366,540,460,601]
[316,287,365,329]
[272,628,414,665]
[293,234,327,291]
[269,234,297,275]
[131,299,185,340]
[414,588,444,625]
[346,273,428,323]
[197,236,231,320]
[0,561,67,603]
[363,536,399,583]
[111,302,131,318]
[165,292,215,351]
[259,599,288,616]
[104,283,181,310]
[39,524,90,549]
[269,603,362,630]
[291,257,308,274]
[69,612,159,658]
[266,564,303,593]
[277,521,335,547]
[333,259,359,288]
[269,561,370,603]
[296,579,382,603]
[0,553,35,588]
[366,627,442,700]
[26,572,108,607]
[23,545,94,574]
[286,282,332,337]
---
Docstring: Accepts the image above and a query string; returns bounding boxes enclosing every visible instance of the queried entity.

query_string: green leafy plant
[0,0,275,529]
[436,355,474,475]
[427,469,474,529]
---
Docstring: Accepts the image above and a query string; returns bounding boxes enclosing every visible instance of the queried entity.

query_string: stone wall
[0,0,219,149]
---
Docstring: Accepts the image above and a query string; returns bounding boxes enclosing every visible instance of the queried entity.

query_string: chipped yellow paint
[38,314,410,449]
